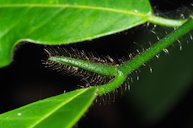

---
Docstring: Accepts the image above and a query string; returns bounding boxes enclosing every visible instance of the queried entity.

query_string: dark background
[0,0,193,128]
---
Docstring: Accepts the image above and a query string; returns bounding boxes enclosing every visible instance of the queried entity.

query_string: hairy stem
[119,17,193,77]
[48,18,193,95]
[49,56,118,76]
[97,17,193,95]
[97,71,126,95]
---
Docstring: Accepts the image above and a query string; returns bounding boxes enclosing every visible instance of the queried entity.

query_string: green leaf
[0,87,97,128]
[0,0,152,67]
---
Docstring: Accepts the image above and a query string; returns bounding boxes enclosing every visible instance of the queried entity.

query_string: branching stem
[49,17,193,95]
[97,17,193,95]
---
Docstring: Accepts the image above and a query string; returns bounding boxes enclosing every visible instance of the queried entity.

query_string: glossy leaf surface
[0,87,97,128]
[0,0,152,67]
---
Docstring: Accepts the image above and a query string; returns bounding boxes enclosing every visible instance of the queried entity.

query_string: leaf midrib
[30,88,90,128]
[0,4,152,19]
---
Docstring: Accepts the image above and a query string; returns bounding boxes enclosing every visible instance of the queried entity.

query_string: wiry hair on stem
[42,46,136,104]
[42,18,193,100]
[43,46,121,87]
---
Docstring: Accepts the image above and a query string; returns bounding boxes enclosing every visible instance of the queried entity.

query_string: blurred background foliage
[0,0,192,128]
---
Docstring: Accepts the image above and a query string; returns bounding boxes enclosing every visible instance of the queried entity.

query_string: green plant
[0,0,192,128]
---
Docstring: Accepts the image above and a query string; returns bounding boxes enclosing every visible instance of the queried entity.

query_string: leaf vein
[0,4,151,18]
[30,88,89,128]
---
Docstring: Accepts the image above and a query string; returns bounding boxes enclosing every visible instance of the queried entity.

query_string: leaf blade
[0,0,152,67]
[0,87,97,128]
